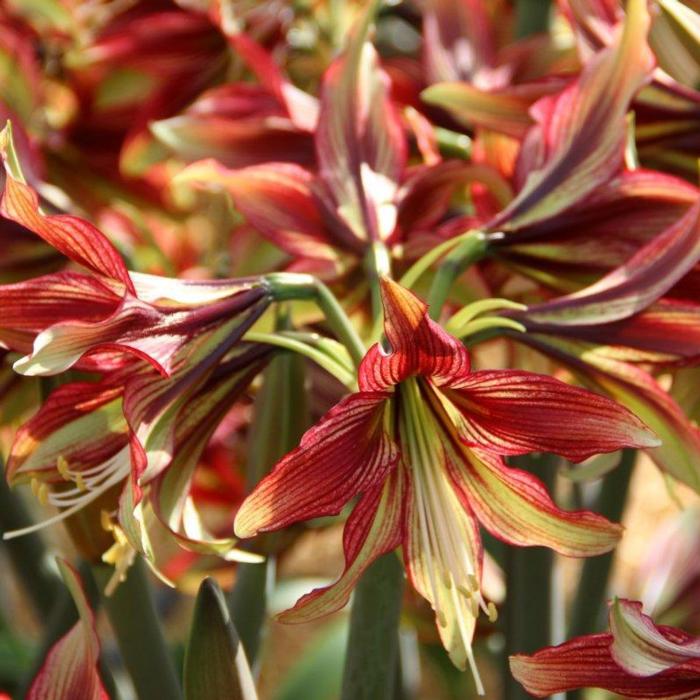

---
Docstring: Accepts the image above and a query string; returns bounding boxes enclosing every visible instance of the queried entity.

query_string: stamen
[487,601,498,623]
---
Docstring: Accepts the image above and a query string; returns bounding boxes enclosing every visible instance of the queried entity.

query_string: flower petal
[27,559,109,700]
[0,130,134,291]
[359,278,470,391]
[491,0,654,230]
[177,160,339,261]
[234,392,398,538]
[610,599,700,676]
[510,631,700,699]
[278,469,403,623]
[6,377,128,485]
[443,369,659,462]
[448,447,622,555]
[314,2,405,244]
[512,200,700,326]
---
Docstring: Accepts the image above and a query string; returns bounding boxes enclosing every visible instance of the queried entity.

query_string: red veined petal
[27,560,109,700]
[510,631,700,699]
[359,278,470,391]
[443,369,659,462]
[314,2,406,245]
[518,333,700,492]
[447,447,622,555]
[514,200,700,326]
[0,272,120,354]
[0,164,134,292]
[6,377,128,485]
[234,392,398,538]
[177,160,338,261]
[491,0,654,230]
[278,469,404,623]
[610,600,700,676]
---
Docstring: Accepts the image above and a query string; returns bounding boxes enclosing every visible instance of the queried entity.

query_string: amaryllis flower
[234,278,657,691]
[177,4,504,285]
[510,598,700,699]
[0,128,272,579]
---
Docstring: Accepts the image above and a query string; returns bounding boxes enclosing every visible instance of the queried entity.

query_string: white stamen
[3,447,131,540]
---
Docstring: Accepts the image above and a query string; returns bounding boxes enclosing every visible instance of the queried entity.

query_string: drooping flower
[510,598,700,699]
[234,277,657,691]
[0,126,272,580]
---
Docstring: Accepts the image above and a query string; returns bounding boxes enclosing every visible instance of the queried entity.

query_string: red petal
[1,170,134,292]
[234,392,398,538]
[492,0,654,230]
[278,469,403,623]
[510,633,700,699]
[444,369,659,462]
[448,447,622,555]
[359,278,470,391]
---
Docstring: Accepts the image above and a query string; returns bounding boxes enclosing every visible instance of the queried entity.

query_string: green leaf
[184,578,258,700]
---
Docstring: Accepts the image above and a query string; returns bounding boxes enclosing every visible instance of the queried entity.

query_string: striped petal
[510,631,700,699]
[512,201,700,326]
[314,1,405,245]
[610,599,700,676]
[359,278,470,391]
[177,160,339,261]
[27,560,108,700]
[443,369,659,462]
[234,392,398,538]
[1,127,133,291]
[278,470,403,623]
[447,447,622,555]
[491,0,654,230]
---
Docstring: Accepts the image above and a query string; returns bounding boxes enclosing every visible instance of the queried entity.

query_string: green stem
[0,460,60,619]
[266,273,365,367]
[426,232,489,319]
[229,326,308,665]
[503,454,557,700]
[568,449,636,639]
[365,241,392,321]
[340,554,405,700]
[93,558,182,700]
[515,0,551,38]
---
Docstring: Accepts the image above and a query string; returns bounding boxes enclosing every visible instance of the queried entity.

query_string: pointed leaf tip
[184,578,258,700]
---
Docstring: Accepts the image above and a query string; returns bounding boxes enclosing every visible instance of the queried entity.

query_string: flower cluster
[1,0,699,697]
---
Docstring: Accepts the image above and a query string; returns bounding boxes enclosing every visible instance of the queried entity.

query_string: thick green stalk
[515,0,551,38]
[568,449,636,639]
[340,553,405,700]
[229,332,308,665]
[503,454,557,700]
[426,232,489,319]
[93,558,182,700]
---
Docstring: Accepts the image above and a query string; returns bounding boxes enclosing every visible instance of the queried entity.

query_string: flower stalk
[92,558,183,700]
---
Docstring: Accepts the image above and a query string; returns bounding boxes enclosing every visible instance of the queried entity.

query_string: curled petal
[445,369,659,462]
[510,632,700,699]
[234,392,398,538]
[0,153,134,291]
[448,447,622,556]
[278,469,403,623]
[359,278,470,391]
[610,599,700,676]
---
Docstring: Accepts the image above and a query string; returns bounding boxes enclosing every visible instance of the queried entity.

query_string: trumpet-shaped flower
[234,278,657,691]
[510,598,700,699]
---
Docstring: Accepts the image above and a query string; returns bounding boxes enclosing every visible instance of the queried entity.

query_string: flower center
[399,377,492,693]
